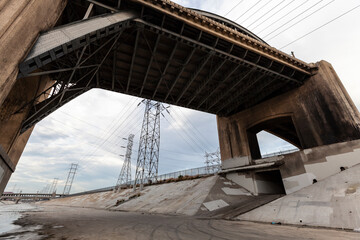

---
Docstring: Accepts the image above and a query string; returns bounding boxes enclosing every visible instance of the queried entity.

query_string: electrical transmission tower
[204,149,221,174]
[41,183,50,194]
[115,134,135,190]
[134,100,167,190]
[48,178,58,194]
[63,163,78,195]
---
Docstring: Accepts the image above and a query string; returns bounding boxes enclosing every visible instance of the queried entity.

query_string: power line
[166,112,207,152]
[37,119,127,156]
[37,114,205,160]
[223,0,244,17]
[58,110,106,132]
[241,0,273,25]
[170,109,209,150]
[234,0,262,22]
[251,0,295,31]
[247,0,285,29]
[267,0,336,41]
[257,0,309,35]
[263,0,324,39]
[280,3,360,49]
[162,115,200,153]
[172,107,215,150]
[77,99,142,166]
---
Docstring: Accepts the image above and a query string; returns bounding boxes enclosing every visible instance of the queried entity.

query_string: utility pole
[48,178,58,194]
[115,134,135,190]
[63,163,78,195]
[134,100,167,191]
[204,149,221,174]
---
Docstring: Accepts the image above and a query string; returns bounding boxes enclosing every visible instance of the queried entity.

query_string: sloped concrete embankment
[43,176,217,216]
[43,175,282,218]
[238,164,360,230]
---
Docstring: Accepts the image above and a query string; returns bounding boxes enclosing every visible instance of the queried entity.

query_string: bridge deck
[17,0,316,133]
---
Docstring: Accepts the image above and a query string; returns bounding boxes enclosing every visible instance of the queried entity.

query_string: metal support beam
[175,53,213,104]
[207,67,256,111]
[20,65,99,78]
[139,20,304,84]
[197,64,240,109]
[58,46,87,103]
[20,31,124,133]
[220,73,267,115]
[86,0,119,12]
[140,33,161,95]
[242,77,283,109]
[83,3,94,19]
[127,30,140,93]
[152,41,179,98]
[186,58,226,106]
[164,48,196,101]
[112,43,117,90]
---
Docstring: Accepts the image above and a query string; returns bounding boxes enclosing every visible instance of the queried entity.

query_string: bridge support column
[217,61,360,194]
[0,0,66,194]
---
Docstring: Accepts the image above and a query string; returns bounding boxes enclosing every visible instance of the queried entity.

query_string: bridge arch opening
[246,116,302,160]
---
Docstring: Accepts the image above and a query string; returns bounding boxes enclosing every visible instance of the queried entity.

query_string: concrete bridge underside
[0,0,360,194]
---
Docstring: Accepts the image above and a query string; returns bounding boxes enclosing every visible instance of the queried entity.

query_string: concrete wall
[0,0,66,194]
[238,163,360,230]
[217,61,360,163]
[224,139,360,196]
[280,139,360,194]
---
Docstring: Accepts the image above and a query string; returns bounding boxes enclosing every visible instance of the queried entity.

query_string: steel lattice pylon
[48,178,58,194]
[116,134,135,189]
[134,100,164,190]
[204,149,221,174]
[63,163,78,195]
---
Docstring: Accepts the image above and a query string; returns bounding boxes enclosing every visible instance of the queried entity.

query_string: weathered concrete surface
[7,205,360,239]
[280,139,360,194]
[217,60,360,161]
[43,176,281,218]
[197,176,282,219]
[0,75,54,194]
[0,0,66,106]
[43,176,218,216]
[0,0,66,194]
[221,140,360,196]
[238,163,360,230]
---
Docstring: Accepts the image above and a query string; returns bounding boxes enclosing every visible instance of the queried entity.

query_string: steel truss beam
[219,72,267,115]
[127,30,140,92]
[197,64,241,109]
[20,30,125,133]
[86,0,119,12]
[152,41,179,98]
[138,20,303,84]
[164,47,196,101]
[207,67,256,111]
[175,53,213,104]
[140,33,161,95]
[186,58,227,107]
[17,7,312,132]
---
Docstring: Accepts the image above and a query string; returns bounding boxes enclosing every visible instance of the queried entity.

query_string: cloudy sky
[6,0,360,194]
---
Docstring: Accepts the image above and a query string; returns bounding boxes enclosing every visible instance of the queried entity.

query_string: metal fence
[262,148,299,158]
[68,165,220,197]
[155,164,220,181]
